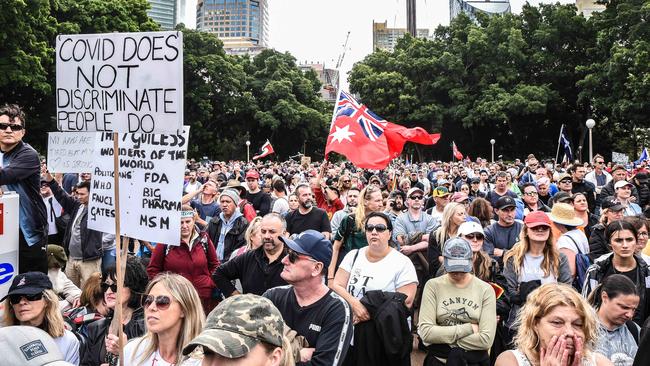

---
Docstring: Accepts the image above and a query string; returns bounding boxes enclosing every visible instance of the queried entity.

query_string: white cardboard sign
[0,193,20,301]
[47,132,96,173]
[55,31,183,134]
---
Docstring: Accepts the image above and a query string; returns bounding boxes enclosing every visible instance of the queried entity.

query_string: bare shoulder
[594,352,613,366]
[495,350,518,366]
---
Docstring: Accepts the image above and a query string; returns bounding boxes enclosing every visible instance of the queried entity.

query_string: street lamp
[490,139,495,163]
[245,140,251,162]
[586,119,596,163]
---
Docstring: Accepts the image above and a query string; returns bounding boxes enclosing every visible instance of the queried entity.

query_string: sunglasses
[365,224,388,233]
[464,233,484,241]
[286,249,317,264]
[9,293,43,305]
[142,295,172,310]
[530,226,550,232]
[559,180,572,184]
[409,195,423,200]
[343,180,351,183]
[101,282,118,293]
[0,123,24,132]
[524,191,538,196]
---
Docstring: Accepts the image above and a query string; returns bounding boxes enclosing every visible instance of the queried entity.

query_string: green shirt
[334,214,368,251]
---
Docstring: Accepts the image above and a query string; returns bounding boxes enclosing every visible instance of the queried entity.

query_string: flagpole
[555,124,564,164]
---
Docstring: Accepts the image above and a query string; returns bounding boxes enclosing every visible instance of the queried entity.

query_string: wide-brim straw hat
[549,203,583,227]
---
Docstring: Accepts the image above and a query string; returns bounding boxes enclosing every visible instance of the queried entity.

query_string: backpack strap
[565,234,583,255]
[626,320,640,344]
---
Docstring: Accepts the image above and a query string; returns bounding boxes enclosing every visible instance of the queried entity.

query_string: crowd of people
[3,102,650,365]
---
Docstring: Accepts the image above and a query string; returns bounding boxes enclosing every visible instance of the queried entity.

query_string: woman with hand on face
[3,272,80,364]
[428,202,467,278]
[123,273,205,366]
[495,283,612,366]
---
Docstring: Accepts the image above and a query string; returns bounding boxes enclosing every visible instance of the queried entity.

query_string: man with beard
[213,213,288,296]
[264,230,352,365]
[183,170,202,195]
[394,187,436,256]
[484,196,523,261]
[245,169,272,216]
[285,183,331,239]
[338,174,353,206]
[182,179,221,228]
[385,190,406,223]
[330,187,360,233]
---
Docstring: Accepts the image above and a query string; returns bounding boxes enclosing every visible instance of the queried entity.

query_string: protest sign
[612,151,629,164]
[55,31,183,134]
[88,128,189,245]
[47,132,96,173]
[0,193,20,300]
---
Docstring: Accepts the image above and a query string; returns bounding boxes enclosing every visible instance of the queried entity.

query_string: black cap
[470,177,480,184]
[1,272,52,302]
[495,196,517,210]
[601,196,625,211]
[636,172,648,183]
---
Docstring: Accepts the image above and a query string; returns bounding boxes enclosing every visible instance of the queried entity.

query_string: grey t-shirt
[594,322,638,366]
[520,253,557,284]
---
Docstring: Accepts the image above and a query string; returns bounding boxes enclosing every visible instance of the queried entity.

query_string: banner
[47,132,96,173]
[0,193,20,300]
[55,31,183,134]
[88,128,189,245]
[612,151,629,165]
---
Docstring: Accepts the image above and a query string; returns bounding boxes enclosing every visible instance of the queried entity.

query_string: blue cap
[280,230,332,268]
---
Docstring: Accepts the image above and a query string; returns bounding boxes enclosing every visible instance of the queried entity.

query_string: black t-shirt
[285,207,331,235]
[263,286,352,366]
[247,190,272,216]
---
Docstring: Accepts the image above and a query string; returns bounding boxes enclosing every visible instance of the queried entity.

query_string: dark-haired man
[569,164,596,213]
[0,104,48,274]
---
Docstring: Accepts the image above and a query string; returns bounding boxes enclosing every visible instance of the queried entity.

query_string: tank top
[511,349,597,366]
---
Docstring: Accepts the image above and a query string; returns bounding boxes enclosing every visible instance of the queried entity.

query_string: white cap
[457,221,485,237]
[614,180,633,190]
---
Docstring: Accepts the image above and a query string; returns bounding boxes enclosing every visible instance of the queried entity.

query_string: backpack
[566,235,592,291]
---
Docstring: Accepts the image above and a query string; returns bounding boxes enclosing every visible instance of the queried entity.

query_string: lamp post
[245,140,251,162]
[490,139,495,163]
[586,119,595,163]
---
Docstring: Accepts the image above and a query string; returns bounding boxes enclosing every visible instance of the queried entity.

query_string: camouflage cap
[182,294,284,358]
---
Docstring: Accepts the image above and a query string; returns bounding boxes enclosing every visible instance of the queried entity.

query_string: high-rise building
[147,0,177,30]
[575,0,605,18]
[196,0,269,56]
[450,0,511,22]
[372,21,430,52]
[298,63,339,103]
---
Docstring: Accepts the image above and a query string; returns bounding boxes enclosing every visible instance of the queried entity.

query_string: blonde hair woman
[230,216,263,259]
[328,184,384,280]
[3,272,79,364]
[427,202,466,277]
[124,273,205,365]
[495,283,611,366]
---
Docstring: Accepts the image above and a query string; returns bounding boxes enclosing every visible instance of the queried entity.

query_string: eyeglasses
[142,295,172,310]
[365,224,388,233]
[524,191,538,196]
[638,232,649,238]
[0,123,24,132]
[529,226,550,232]
[595,161,604,164]
[464,233,484,241]
[286,249,317,264]
[409,195,423,200]
[9,293,43,305]
[101,282,118,293]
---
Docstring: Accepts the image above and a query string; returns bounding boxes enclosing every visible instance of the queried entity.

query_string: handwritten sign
[47,132,96,173]
[88,128,189,245]
[612,151,629,165]
[55,31,183,134]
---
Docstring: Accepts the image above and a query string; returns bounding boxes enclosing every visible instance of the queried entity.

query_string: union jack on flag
[335,91,388,142]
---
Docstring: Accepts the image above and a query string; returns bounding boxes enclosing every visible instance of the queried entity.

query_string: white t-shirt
[123,338,175,366]
[557,229,590,255]
[340,246,418,300]
[520,253,557,284]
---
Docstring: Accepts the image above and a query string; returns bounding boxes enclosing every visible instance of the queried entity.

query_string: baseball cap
[557,173,572,182]
[437,179,451,186]
[442,237,473,273]
[450,192,469,203]
[470,177,480,184]
[495,196,516,210]
[457,221,484,236]
[245,170,260,179]
[524,211,552,228]
[1,272,52,302]
[406,187,424,198]
[182,294,284,358]
[0,326,72,366]
[601,196,625,211]
[432,186,450,198]
[614,180,633,190]
[611,164,626,173]
[280,230,332,267]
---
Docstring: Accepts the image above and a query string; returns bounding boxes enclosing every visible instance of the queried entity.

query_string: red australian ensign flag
[452,141,463,160]
[325,91,440,169]
[253,140,275,160]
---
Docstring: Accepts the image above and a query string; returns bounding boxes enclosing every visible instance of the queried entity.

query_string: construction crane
[335,31,351,69]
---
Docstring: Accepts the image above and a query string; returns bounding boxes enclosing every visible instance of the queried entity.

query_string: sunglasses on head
[101,282,118,293]
[286,249,317,264]
[142,295,172,310]
[365,224,388,233]
[409,195,423,200]
[464,233,484,241]
[0,123,24,132]
[9,293,43,305]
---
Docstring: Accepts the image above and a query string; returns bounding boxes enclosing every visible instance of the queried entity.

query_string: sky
[182,1,575,89]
